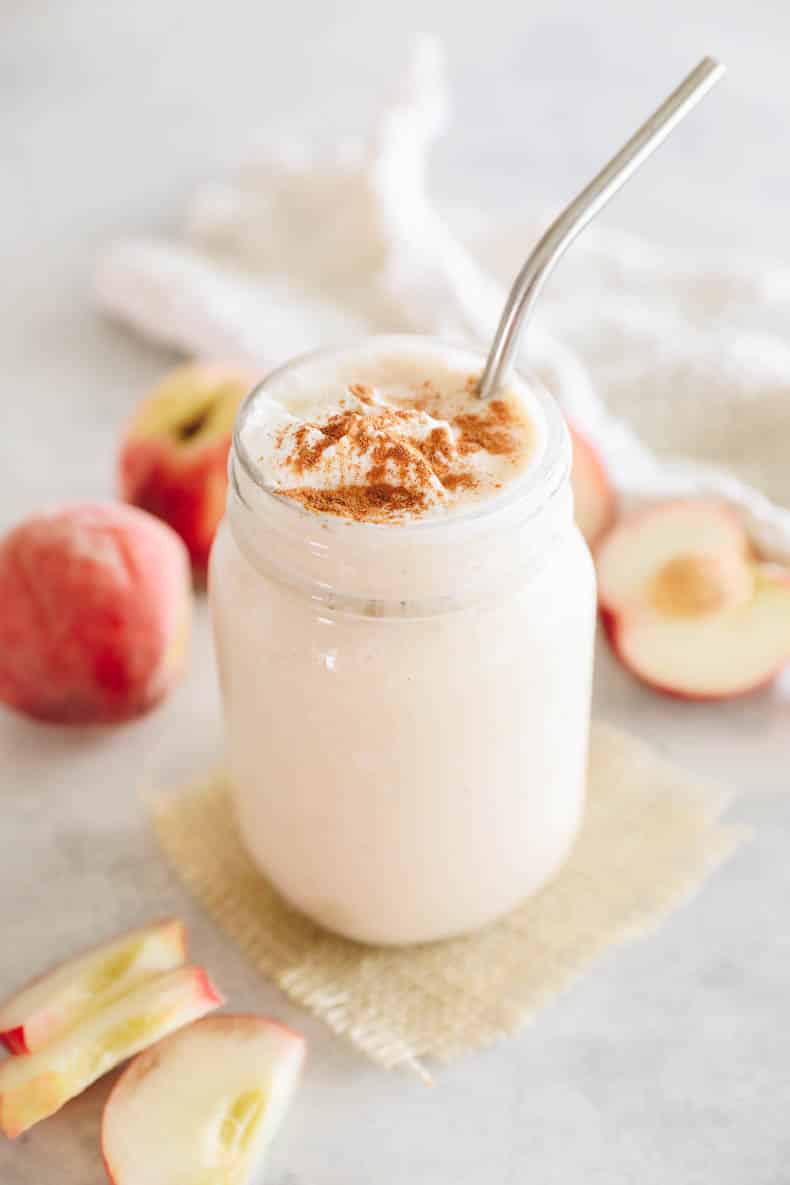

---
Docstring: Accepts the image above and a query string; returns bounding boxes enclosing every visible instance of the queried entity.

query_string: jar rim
[231,334,571,537]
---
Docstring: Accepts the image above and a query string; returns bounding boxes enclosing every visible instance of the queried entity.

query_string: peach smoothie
[210,336,596,945]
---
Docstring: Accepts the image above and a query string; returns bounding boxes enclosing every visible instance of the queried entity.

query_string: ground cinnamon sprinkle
[319,414,354,443]
[416,426,477,493]
[453,399,521,457]
[348,383,375,404]
[440,471,478,493]
[272,382,531,522]
[282,422,335,475]
[282,409,369,476]
[276,406,440,521]
[278,483,429,520]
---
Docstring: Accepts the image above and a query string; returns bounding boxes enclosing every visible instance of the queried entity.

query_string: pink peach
[568,421,616,548]
[0,503,191,723]
[118,364,259,578]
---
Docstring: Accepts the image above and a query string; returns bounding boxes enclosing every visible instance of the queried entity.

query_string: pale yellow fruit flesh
[101,1016,305,1185]
[617,569,790,697]
[596,501,751,613]
[3,1011,171,1134]
[0,967,219,1138]
[649,551,755,618]
[0,919,186,1053]
[131,368,254,446]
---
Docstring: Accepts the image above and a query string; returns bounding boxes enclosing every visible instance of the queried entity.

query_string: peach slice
[102,1015,305,1185]
[569,422,616,548]
[0,920,186,1055]
[119,363,259,577]
[0,502,192,724]
[0,966,222,1138]
[596,500,790,699]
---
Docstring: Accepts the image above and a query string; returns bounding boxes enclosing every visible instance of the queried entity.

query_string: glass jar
[210,336,596,945]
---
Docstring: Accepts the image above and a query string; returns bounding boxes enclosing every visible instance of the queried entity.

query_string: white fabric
[95,35,790,562]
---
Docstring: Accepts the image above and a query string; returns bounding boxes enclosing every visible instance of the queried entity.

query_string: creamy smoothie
[210,336,596,945]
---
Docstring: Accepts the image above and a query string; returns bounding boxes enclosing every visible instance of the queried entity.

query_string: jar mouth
[231,334,571,537]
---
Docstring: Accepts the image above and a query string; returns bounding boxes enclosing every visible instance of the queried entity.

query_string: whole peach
[0,503,191,723]
[118,364,259,579]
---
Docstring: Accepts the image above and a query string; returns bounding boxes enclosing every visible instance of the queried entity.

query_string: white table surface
[2,2,789,1182]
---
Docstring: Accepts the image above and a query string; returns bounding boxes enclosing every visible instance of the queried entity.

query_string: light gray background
[2,2,789,1182]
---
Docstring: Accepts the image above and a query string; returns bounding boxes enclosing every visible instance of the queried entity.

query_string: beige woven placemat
[151,722,744,1078]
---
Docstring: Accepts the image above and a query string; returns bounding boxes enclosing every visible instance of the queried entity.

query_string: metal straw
[477,56,726,401]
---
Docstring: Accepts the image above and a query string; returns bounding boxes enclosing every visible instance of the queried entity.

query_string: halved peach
[0,966,222,1138]
[0,919,186,1055]
[102,1015,305,1185]
[568,422,616,548]
[596,500,790,699]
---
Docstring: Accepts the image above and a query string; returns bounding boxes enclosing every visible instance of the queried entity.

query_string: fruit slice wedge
[0,966,222,1138]
[0,919,187,1055]
[596,500,790,700]
[568,423,616,548]
[102,1015,306,1185]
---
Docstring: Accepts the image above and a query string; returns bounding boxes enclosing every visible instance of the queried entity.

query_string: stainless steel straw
[477,57,725,401]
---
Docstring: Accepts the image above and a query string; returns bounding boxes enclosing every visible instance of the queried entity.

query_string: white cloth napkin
[95,36,790,563]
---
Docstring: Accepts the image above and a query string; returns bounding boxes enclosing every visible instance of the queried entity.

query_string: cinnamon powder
[277,484,429,519]
[274,378,531,523]
[348,383,375,404]
[453,399,521,457]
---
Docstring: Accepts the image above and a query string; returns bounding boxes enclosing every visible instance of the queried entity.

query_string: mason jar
[209,336,596,945]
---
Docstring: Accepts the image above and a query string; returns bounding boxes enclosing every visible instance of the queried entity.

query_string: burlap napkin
[151,722,743,1079]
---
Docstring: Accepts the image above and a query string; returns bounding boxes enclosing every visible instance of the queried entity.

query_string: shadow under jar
[209,336,596,945]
